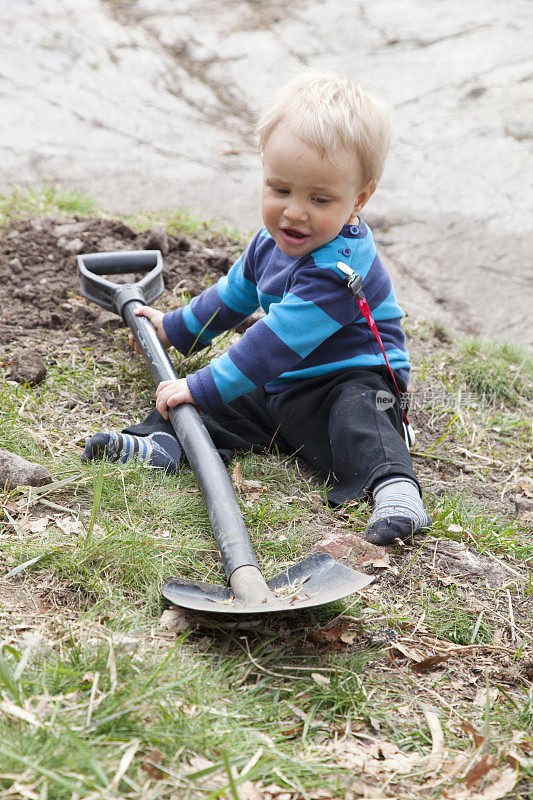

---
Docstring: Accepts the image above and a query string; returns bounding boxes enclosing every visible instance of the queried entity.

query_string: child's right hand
[129,306,172,353]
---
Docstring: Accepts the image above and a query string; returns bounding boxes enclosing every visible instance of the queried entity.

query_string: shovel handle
[77,249,261,581]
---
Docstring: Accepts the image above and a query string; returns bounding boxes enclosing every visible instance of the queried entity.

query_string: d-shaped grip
[77,250,164,315]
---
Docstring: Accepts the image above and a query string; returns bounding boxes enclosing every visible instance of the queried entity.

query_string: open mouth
[281,227,310,244]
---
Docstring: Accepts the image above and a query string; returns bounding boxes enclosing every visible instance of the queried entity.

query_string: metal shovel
[78,250,373,614]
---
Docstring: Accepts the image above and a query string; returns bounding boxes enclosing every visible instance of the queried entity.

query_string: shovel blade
[161,552,373,614]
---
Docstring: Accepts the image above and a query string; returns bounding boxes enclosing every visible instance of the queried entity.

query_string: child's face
[261,123,374,257]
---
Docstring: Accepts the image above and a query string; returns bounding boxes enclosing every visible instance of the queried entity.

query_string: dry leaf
[55,516,85,536]
[412,653,453,672]
[26,516,50,533]
[327,737,420,775]
[391,642,424,662]
[142,748,165,779]
[368,555,391,568]
[160,607,190,633]
[465,754,498,789]
[445,766,517,800]
[308,619,355,649]
[311,672,330,686]
[423,708,444,771]
[242,479,266,491]
[182,755,227,789]
[475,768,517,800]
[448,524,464,533]
[232,462,244,491]
[473,687,499,707]
[461,720,485,746]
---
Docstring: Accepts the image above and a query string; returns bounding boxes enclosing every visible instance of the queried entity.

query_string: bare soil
[0,216,236,354]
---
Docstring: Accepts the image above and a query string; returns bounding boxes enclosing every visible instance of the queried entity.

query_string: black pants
[124,366,419,506]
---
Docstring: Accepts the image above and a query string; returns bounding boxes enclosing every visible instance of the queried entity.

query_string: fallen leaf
[412,653,453,672]
[391,642,424,662]
[142,748,165,779]
[465,754,498,789]
[474,767,517,800]
[160,607,190,633]
[232,462,244,491]
[461,721,485,746]
[423,708,445,772]
[327,737,420,775]
[242,479,266,491]
[55,516,85,536]
[368,555,391,568]
[448,524,464,533]
[182,755,227,789]
[26,516,50,533]
[473,687,499,708]
[308,619,354,649]
[311,672,330,686]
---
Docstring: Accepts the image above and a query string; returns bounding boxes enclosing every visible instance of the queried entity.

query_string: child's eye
[314,197,331,205]
[273,187,289,195]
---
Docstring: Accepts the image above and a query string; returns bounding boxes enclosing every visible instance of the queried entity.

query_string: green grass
[0,183,248,244]
[457,337,533,405]
[0,183,99,226]
[123,206,248,244]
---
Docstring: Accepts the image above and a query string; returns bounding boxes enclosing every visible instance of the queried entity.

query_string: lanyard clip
[336,262,365,301]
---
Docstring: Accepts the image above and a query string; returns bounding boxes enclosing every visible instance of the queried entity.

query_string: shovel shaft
[122,300,260,581]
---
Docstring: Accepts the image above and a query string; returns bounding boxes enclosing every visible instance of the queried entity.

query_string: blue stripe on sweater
[264,293,342,358]
[209,354,256,403]
[359,288,405,322]
[269,349,410,384]
[217,259,259,315]
[229,321,301,385]
[182,304,218,346]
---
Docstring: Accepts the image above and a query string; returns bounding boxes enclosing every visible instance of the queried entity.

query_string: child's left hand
[155,379,196,419]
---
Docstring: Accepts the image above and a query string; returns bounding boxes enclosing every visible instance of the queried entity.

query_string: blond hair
[256,71,392,186]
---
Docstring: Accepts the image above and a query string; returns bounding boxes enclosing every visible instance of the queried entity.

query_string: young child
[83,71,431,546]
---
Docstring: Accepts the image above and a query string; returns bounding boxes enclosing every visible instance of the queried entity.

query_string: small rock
[73,305,98,323]
[515,495,533,518]
[8,257,22,273]
[7,229,21,240]
[8,350,47,385]
[63,237,84,253]
[145,228,169,255]
[160,607,190,633]
[53,221,87,237]
[97,309,123,329]
[110,633,140,653]
[0,449,52,490]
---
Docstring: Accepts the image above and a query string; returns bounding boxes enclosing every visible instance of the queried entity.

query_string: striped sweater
[163,220,410,413]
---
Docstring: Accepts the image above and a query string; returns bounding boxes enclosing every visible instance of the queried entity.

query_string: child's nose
[284,201,308,222]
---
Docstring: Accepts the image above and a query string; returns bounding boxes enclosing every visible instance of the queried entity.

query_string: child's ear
[351,181,376,217]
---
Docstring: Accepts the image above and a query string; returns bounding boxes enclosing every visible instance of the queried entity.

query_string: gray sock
[365,477,432,545]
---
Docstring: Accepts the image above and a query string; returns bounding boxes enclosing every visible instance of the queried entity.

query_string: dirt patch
[0,216,237,356]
